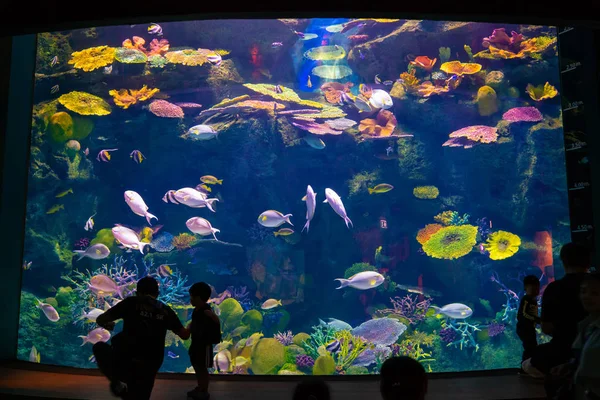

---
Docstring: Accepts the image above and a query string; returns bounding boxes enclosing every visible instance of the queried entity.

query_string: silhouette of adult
[380,356,428,400]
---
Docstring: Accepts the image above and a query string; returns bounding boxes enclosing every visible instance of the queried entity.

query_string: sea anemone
[484,230,521,260]
[416,224,443,245]
[422,225,478,260]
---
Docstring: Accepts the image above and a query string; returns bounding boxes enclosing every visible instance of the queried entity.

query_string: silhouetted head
[523,275,540,296]
[136,276,159,298]
[292,379,330,400]
[560,242,591,273]
[380,356,428,400]
[581,272,600,315]
[189,282,211,307]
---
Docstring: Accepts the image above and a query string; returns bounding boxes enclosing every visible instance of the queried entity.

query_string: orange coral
[108,85,160,109]
[417,224,443,244]
[171,233,197,250]
[320,82,353,104]
[123,37,170,57]
[440,61,482,76]
[122,36,147,52]
[416,81,450,97]
[399,70,420,92]
[410,56,437,71]
[359,109,397,137]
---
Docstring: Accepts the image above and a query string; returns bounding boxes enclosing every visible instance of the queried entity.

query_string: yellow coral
[440,61,482,76]
[243,84,324,109]
[526,82,558,101]
[434,211,455,226]
[108,85,160,109]
[476,86,499,116]
[212,49,231,56]
[68,46,116,72]
[291,106,346,119]
[475,37,557,60]
[58,91,111,116]
[400,70,420,92]
[212,95,251,109]
[484,230,521,260]
[416,224,443,245]
[164,49,214,66]
[422,225,478,260]
[413,186,440,199]
[171,233,198,250]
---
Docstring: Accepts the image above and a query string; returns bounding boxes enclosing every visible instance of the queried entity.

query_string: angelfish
[301,185,317,233]
[84,213,96,231]
[124,190,158,225]
[323,188,353,228]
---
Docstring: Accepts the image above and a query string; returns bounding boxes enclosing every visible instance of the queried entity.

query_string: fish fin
[301,195,307,201]
[212,229,220,241]
[345,217,353,228]
[78,336,88,346]
[206,199,219,212]
[323,199,328,203]
[73,250,86,261]
[368,188,374,194]
[430,306,441,315]
[302,219,310,233]
[145,212,158,226]
[284,214,293,226]
[273,232,279,237]
[104,302,111,311]
[217,179,223,184]
[334,278,349,289]
[138,242,150,255]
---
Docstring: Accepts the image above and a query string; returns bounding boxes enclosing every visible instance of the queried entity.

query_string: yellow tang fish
[261,298,282,310]
[46,204,64,214]
[368,183,394,194]
[200,175,223,185]
[55,188,73,198]
[274,228,294,237]
[234,356,249,367]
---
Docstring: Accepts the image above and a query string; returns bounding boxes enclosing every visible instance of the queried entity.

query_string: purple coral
[439,327,457,344]
[296,354,315,370]
[476,217,491,242]
[351,318,407,346]
[227,286,249,301]
[74,237,90,250]
[502,107,543,122]
[382,294,432,325]
[274,330,294,346]
[482,28,524,51]
[487,321,506,337]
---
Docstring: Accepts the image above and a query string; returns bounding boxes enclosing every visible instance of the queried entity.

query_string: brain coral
[250,338,285,375]
[476,86,499,116]
[413,186,440,199]
[422,225,478,260]
[68,46,116,72]
[484,230,521,260]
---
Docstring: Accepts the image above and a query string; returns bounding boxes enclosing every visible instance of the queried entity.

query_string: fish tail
[78,336,88,346]
[430,306,441,315]
[212,229,220,241]
[368,188,374,194]
[345,216,353,228]
[302,219,310,233]
[273,232,279,237]
[217,179,223,184]
[73,250,86,261]
[334,278,349,289]
[145,212,158,226]
[284,214,293,226]
[138,242,150,255]
[206,199,219,212]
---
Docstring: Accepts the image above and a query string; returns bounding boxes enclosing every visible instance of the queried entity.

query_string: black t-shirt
[517,294,540,329]
[541,273,588,346]
[189,304,218,352]
[100,295,183,363]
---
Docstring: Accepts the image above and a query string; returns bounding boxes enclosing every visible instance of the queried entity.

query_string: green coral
[241,309,263,333]
[313,354,336,375]
[250,338,285,375]
[346,366,370,374]
[333,329,368,369]
[148,55,168,69]
[397,137,432,181]
[90,228,119,253]
[344,263,376,279]
[36,32,73,74]
[301,326,336,359]
[399,330,436,362]
[292,332,310,347]
[55,286,76,307]
[439,47,451,63]
[219,298,244,333]
[284,344,306,364]
[347,171,379,196]
[422,225,478,260]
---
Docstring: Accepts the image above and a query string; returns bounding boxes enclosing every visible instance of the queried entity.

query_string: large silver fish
[323,188,352,228]
[302,185,317,233]
[431,303,473,319]
[334,271,384,290]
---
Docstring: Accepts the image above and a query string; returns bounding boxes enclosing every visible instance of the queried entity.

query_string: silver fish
[323,188,352,228]
[50,85,59,94]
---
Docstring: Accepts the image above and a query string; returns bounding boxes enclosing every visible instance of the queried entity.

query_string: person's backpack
[198,305,222,344]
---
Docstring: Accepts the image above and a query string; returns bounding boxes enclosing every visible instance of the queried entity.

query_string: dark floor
[0,365,546,400]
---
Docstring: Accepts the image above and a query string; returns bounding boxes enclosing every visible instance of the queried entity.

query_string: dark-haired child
[517,275,541,373]
[186,282,221,400]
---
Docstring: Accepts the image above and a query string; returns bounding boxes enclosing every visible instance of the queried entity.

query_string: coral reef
[484,230,521,260]
[312,354,336,375]
[148,100,184,118]
[57,92,111,116]
[243,84,323,108]
[525,82,558,101]
[413,186,439,200]
[422,225,478,260]
[416,224,443,245]
[476,86,499,116]
[440,61,482,76]
[351,318,407,346]
[108,86,160,109]
[443,125,498,149]
[358,110,398,138]
[347,172,379,196]
[68,46,116,72]
[250,338,285,375]
[115,48,148,64]
[502,107,543,122]
[377,294,432,325]
[486,321,506,337]
[274,330,294,346]
[296,354,315,371]
[171,233,198,250]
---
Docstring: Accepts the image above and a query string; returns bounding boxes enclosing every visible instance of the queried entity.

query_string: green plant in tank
[343,262,376,279]
[333,329,368,369]
[301,325,336,359]
[398,330,436,362]
[347,171,379,196]
[439,47,451,63]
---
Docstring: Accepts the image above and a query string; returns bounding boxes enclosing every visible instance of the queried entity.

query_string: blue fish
[167,351,179,359]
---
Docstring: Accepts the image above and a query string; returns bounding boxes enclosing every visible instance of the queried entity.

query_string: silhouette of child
[380,356,428,400]
[292,379,331,400]
[517,275,542,371]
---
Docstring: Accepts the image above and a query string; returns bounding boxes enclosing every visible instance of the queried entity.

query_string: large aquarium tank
[18,18,568,375]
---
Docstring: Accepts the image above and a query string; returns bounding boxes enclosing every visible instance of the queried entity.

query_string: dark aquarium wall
[18,18,567,375]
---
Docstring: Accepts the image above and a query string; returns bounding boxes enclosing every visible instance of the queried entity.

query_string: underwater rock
[48,112,74,143]
[250,338,286,375]
[484,71,505,89]
[476,86,499,116]
[36,32,74,75]
[351,318,407,346]
[397,137,433,181]
[206,59,245,100]
[312,354,336,375]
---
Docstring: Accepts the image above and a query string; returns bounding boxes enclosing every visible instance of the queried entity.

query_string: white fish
[257,210,293,228]
[78,308,105,323]
[29,346,40,363]
[323,188,352,228]
[301,185,317,233]
[36,299,60,322]
[103,65,113,74]
[214,350,232,372]
[334,271,384,290]
[261,299,282,310]
[79,328,111,346]
[431,303,473,320]
[73,243,110,261]
[303,135,326,149]
[186,217,220,240]
[319,318,353,331]
[187,124,218,140]
[84,213,96,231]
[111,225,150,254]
[368,89,393,110]
[124,190,158,225]
[163,187,218,212]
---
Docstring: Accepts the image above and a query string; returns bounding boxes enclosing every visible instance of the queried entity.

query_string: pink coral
[148,39,170,56]
[443,125,498,149]
[148,100,184,118]
[378,294,432,325]
[291,118,343,135]
[482,28,524,51]
[502,107,543,122]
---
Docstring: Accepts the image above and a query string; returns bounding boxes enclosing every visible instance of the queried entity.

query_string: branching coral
[58,92,112,116]
[377,294,432,325]
[108,85,160,109]
[300,326,337,359]
[274,330,294,346]
[433,211,469,226]
[441,320,481,351]
[422,225,478,260]
[400,70,420,93]
[68,46,116,72]
[145,261,189,305]
[484,230,521,260]
[171,233,198,250]
[333,329,368,369]
[490,271,519,324]
[398,330,436,361]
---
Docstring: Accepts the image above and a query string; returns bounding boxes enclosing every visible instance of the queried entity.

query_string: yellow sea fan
[68,46,116,72]
[525,82,558,101]
[422,225,478,260]
[485,230,521,260]
[413,186,440,200]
